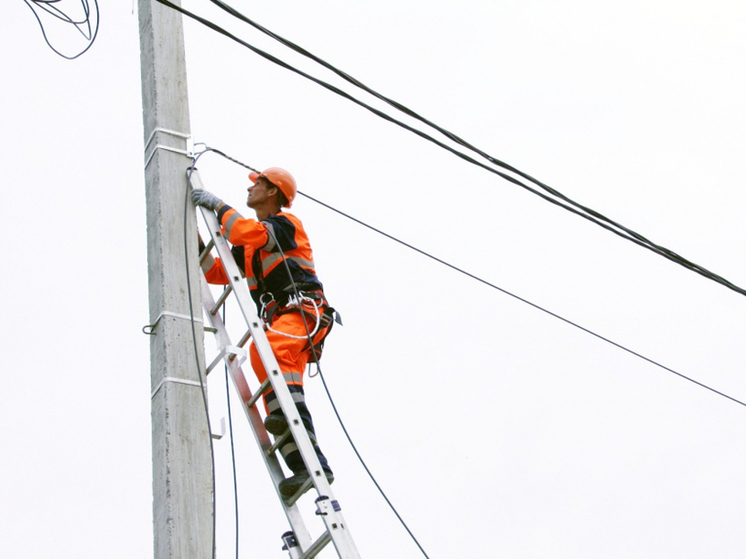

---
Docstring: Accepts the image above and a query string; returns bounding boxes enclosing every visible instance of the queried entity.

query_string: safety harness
[259,287,338,362]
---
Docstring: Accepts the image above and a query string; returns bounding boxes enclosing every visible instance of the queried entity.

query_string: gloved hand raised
[191,189,222,211]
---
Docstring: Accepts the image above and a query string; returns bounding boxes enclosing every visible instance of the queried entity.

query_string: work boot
[279,468,335,498]
[264,413,288,436]
[265,413,317,443]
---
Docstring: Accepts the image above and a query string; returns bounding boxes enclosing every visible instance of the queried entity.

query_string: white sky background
[1,1,745,558]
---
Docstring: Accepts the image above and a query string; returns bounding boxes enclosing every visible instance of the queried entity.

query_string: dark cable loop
[23,0,99,60]
[155,0,746,298]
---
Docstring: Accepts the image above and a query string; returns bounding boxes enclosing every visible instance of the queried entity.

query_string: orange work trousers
[249,306,330,413]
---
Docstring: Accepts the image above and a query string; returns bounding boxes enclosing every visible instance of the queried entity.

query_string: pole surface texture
[138,1,213,557]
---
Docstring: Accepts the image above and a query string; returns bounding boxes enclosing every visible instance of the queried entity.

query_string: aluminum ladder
[191,170,361,559]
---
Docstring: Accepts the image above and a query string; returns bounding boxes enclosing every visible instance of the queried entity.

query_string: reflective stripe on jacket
[204,205,323,308]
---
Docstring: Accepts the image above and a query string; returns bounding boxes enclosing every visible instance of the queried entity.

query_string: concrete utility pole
[138,1,213,558]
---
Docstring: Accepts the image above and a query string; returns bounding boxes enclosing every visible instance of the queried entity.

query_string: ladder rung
[199,238,215,264]
[246,378,272,408]
[300,530,331,559]
[211,284,233,315]
[205,346,246,375]
[266,427,317,459]
[267,430,291,456]
[237,328,252,348]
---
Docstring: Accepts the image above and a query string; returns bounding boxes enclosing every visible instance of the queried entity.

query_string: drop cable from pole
[184,152,218,559]
[199,146,746,410]
[222,305,241,559]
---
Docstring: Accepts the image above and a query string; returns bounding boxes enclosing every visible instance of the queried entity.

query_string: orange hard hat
[249,167,297,208]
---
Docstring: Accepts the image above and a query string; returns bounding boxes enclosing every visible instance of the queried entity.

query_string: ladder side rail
[206,218,361,559]
[311,497,359,559]
[200,276,313,548]
[198,204,331,495]
[192,171,360,559]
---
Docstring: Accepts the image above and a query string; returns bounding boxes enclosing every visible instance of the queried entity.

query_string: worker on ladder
[192,167,336,497]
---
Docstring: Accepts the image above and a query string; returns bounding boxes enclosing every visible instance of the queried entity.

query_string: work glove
[191,188,222,211]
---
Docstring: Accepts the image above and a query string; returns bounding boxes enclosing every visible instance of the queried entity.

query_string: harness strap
[260,290,338,362]
[306,305,337,362]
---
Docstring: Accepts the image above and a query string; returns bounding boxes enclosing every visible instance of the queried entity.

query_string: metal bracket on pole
[151,376,204,400]
[143,127,195,169]
[211,417,226,440]
[143,310,213,335]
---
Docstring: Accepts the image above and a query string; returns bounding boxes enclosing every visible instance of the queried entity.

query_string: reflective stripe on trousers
[249,308,330,413]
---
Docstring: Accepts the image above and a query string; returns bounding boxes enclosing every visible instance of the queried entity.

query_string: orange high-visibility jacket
[204,205,323,309]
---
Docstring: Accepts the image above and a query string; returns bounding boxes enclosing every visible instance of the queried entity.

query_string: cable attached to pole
[201,147,746,410]
[184,153,218,559]
[222,305,241,559]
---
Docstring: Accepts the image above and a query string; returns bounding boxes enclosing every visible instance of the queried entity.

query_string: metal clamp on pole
[144,127,195,169]
[151,376,204,400]
[143,310,214,335]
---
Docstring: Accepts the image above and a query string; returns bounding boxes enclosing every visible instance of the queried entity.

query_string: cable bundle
[156,0,745,298]
[24,0,100,59]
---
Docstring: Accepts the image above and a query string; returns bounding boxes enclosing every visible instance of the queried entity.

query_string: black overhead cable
[297,190,746,410]
[157,0,746,403]
[152,2,631,236]
[172,0,746,299]
[200,146,746,411]
[24,0,99,59]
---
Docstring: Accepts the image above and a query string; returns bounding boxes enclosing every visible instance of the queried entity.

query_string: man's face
[247,176,274,208]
